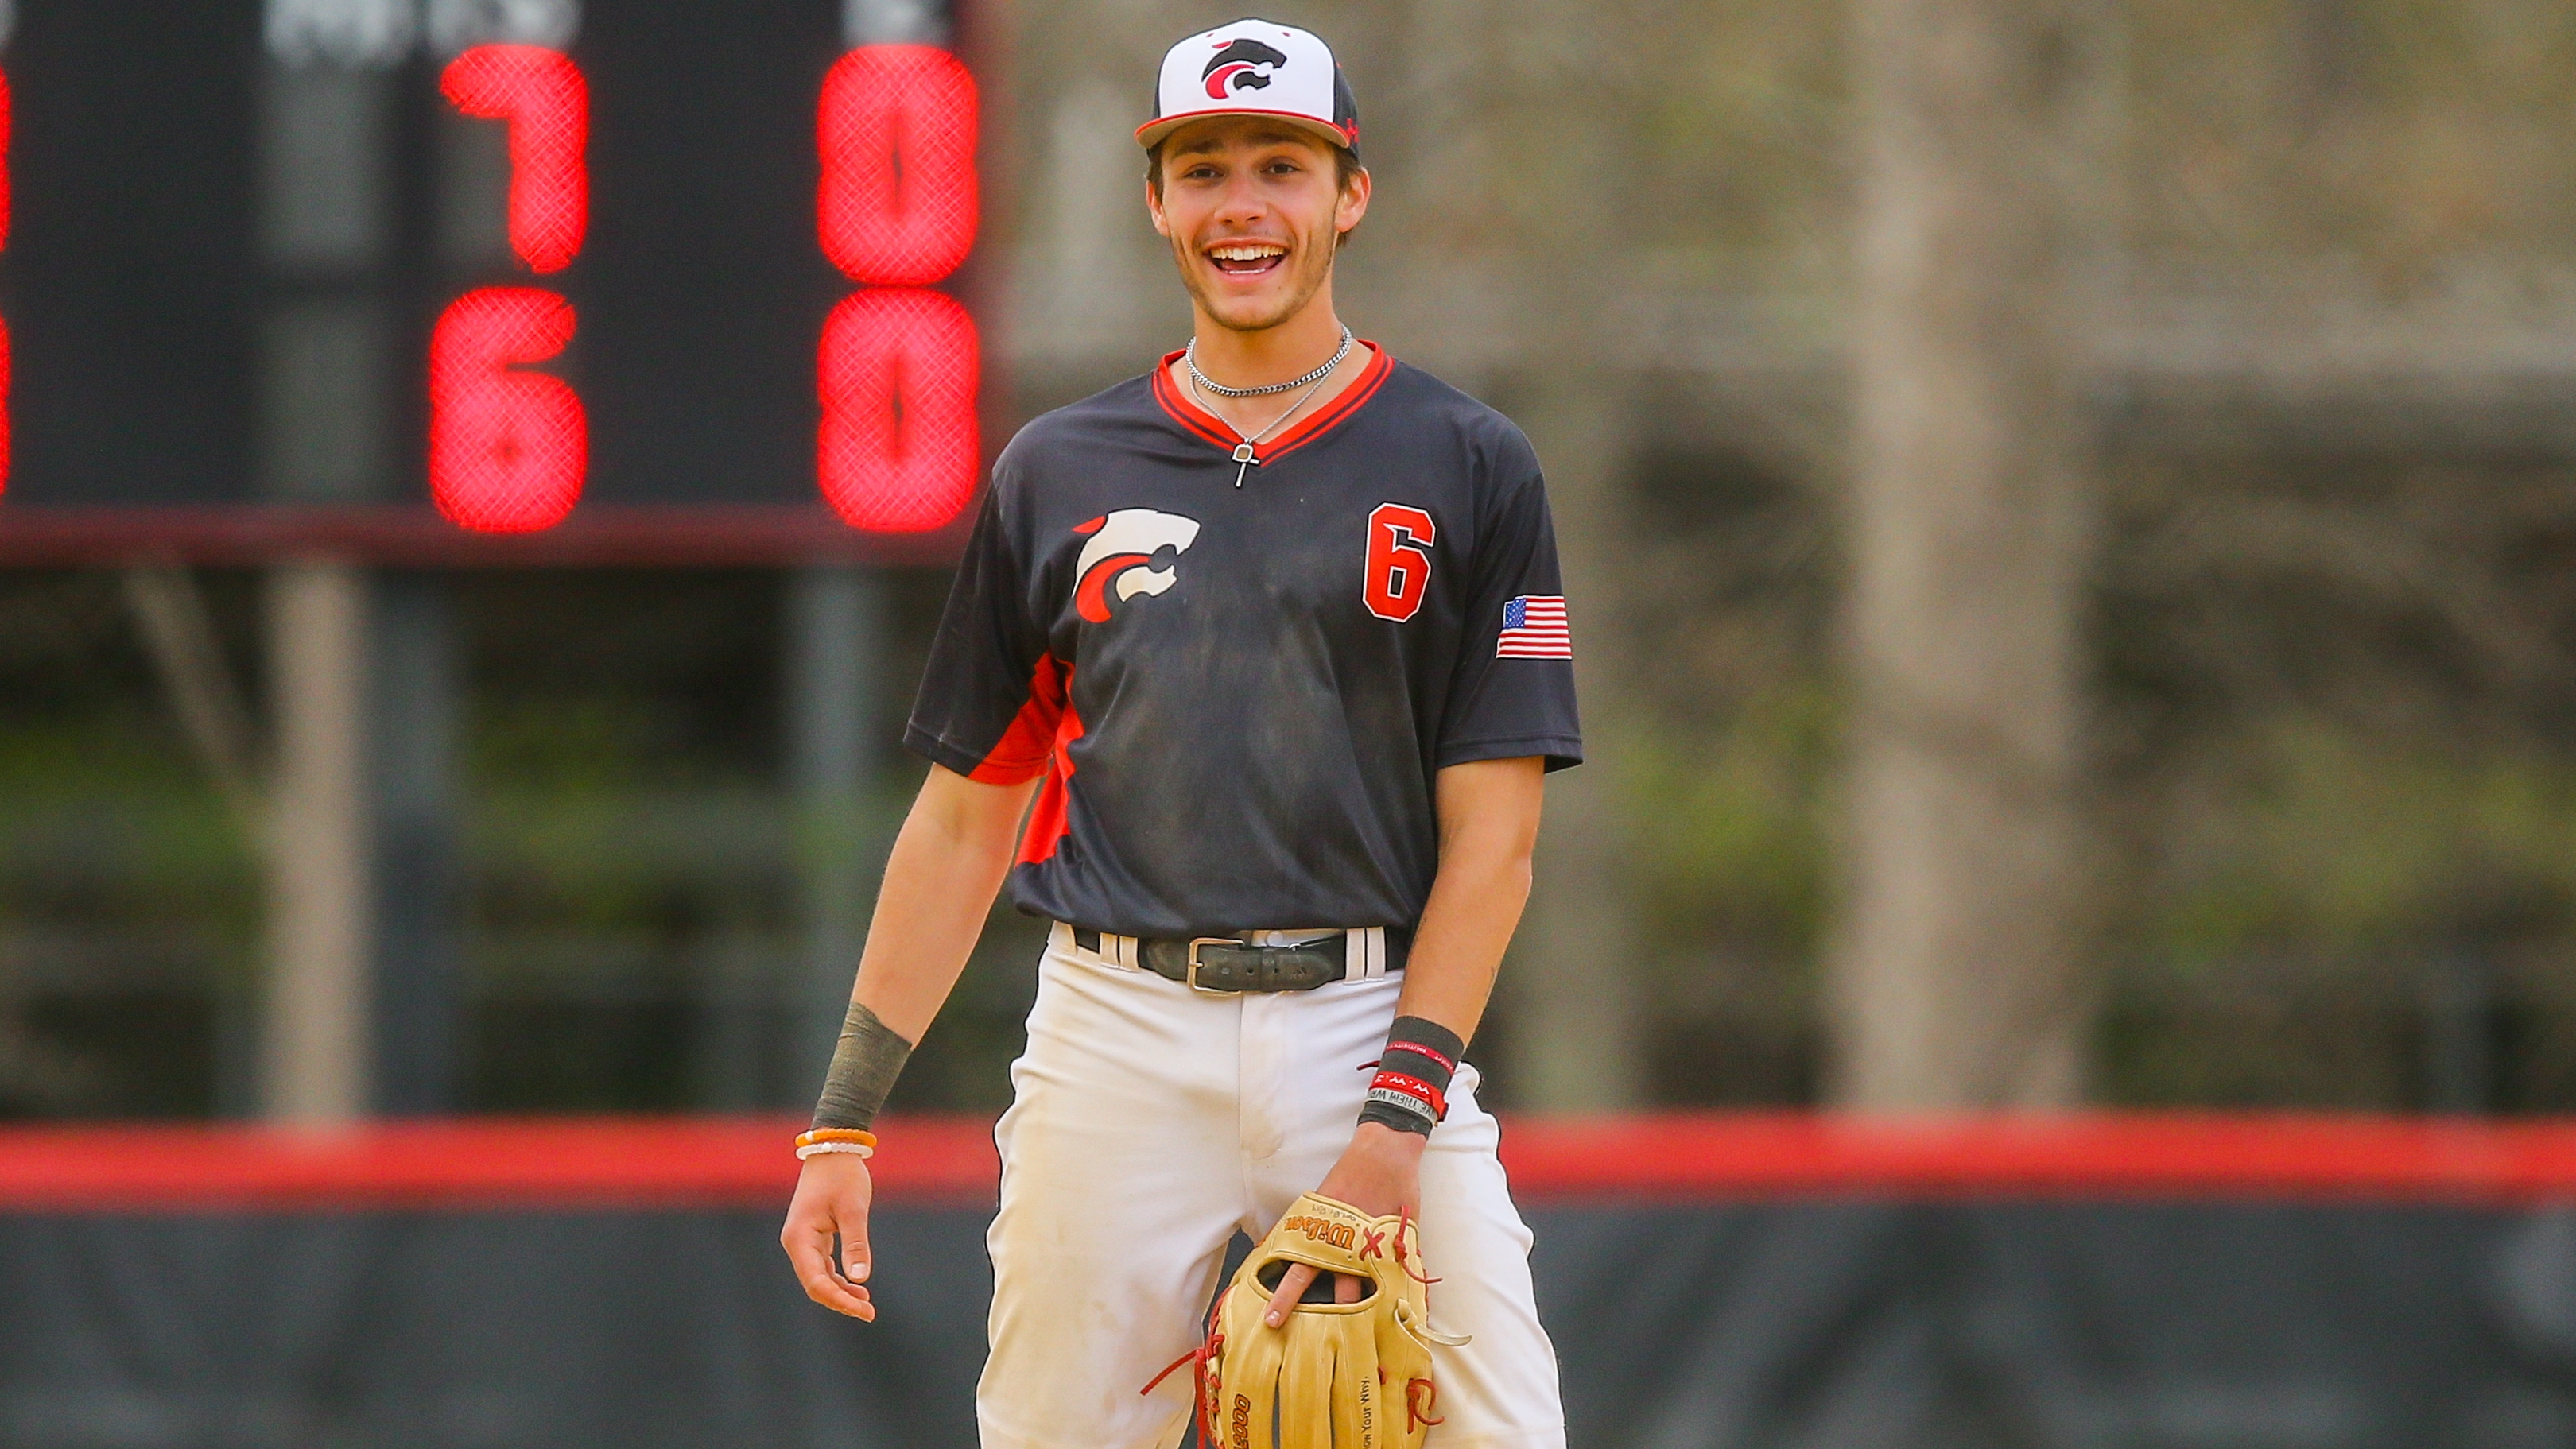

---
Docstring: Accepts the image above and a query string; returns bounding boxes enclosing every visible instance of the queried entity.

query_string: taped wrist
[809,1000,914,1133]
[1358,1015,1465,1137]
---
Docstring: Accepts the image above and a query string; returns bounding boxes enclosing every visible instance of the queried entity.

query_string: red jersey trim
[1149,343,1394,468]
[966,654,1066,785]
[1149,359,1240,452]
[961,654,1082,860]
[1018,676,1084,865]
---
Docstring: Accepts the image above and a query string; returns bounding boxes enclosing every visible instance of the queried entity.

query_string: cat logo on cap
[1201,37,1289,99]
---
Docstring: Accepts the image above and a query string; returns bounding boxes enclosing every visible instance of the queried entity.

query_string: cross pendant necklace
[1188,335,1352,486]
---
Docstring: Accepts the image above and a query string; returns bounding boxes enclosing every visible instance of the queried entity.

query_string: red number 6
[1363,504,1437,622]
[429,288,585,533]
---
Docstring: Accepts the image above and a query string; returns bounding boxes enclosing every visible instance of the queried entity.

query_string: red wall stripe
[1496,1112,2576,1203]
[4,1113,2576,1213]
[0,1116,989,1213]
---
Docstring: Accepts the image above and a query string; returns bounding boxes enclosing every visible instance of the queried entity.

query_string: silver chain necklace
[1185,326,1353,397]
[1185,327,1356,486]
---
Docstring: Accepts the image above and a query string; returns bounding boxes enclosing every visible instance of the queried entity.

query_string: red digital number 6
[1363,503,1437,622]
[429,288,586,533]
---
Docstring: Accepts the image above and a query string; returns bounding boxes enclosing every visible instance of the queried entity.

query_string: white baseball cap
[1136,18,1360,158]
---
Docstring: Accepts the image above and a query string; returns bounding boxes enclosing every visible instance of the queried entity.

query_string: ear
[1147,178,1172,238]
[1334,165,1371,240]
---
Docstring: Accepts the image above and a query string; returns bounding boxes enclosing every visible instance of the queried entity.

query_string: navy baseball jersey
[903,347,1582,938]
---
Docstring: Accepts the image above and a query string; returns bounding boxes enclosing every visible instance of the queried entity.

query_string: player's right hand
[781,1152,879,1320]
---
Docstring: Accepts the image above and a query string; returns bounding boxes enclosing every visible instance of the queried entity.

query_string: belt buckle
[1185,937,1240,994]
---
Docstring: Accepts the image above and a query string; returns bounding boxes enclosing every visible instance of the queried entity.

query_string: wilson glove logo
[1201,37,1288,99]
[1072,509,1201,623]
[1278,1211,1358,1250]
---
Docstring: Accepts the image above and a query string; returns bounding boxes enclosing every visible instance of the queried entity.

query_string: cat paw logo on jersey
[1073,509,1202,623]
[1201,37,1289,99]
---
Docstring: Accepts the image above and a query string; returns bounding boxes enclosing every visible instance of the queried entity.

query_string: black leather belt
[1071,928,1409,993]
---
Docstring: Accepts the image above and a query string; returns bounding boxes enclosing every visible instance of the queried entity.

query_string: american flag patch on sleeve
[1496,595,1573,659]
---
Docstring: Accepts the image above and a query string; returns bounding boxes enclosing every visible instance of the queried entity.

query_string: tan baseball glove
[1149,1192,1468,1449]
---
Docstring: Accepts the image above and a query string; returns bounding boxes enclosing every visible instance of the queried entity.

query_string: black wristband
[1380,1014,1462,1089]
[1358,1015,1465,1137]
[810,1000,914,1133]
[1358,1099,1437,1136]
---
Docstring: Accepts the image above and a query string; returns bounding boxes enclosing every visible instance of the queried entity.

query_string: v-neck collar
[1150,342,1395,469]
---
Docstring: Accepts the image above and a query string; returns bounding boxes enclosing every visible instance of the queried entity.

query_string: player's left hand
[1262,1122,1426,1327]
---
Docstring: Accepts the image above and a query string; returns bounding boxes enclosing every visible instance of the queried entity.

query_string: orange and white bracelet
[794,1127,877,1161]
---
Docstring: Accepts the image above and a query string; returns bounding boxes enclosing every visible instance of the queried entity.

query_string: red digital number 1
[817,45,980,533]
[431,45,588,533]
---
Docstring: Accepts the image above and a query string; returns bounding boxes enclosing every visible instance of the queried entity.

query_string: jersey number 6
[1363,504,1437,623]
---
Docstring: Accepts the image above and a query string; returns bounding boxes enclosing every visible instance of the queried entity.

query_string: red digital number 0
[429,288,587,533]
[1364,504,1437,622]
[819,45,979,287]
[440,45,588,274]
[818,289,980,532]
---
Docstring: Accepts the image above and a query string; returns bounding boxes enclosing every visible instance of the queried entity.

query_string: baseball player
[781,19,1579,1448]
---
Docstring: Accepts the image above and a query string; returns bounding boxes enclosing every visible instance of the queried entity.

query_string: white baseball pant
[974,923,1568,1449]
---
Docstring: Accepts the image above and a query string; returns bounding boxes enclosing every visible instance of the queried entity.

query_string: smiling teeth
[1210,244,1285,261]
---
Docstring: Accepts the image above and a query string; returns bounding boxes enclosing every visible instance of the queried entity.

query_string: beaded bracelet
[796,1127,876,1147]
[795,1127,877,1161]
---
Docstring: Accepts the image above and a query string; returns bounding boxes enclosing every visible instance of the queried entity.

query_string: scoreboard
[0,0,987,556]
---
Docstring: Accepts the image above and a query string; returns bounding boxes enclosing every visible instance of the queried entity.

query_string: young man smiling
[780,19,1578,1447]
